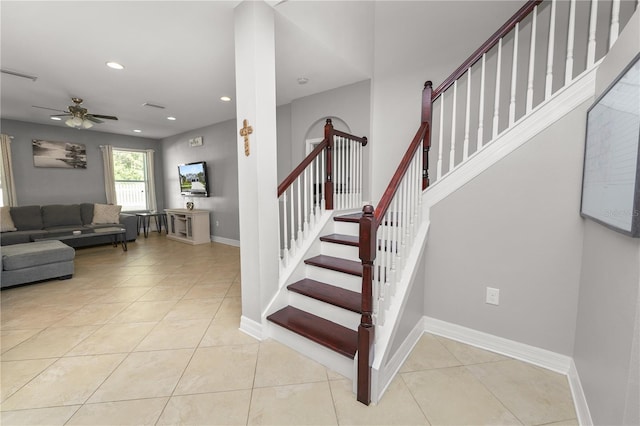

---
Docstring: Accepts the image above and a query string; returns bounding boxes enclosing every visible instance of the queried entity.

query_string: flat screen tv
[178,161,209,197]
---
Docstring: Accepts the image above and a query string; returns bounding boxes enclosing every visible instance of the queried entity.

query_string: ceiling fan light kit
[51,97,118,130]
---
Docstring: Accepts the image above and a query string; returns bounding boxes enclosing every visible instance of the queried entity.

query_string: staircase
[265,0,637,407]
[268,212,362,373]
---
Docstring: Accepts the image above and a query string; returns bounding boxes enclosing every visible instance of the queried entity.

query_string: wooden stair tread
[305,255,362,276]
[288,279,361,313]
[334,213,361,223]
[267,306,357,358]
[320,233,359,246]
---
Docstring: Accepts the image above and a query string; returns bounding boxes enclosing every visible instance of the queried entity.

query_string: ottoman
[1,240,75,288]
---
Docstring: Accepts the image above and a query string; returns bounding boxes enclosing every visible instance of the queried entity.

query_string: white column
[235,1,279,336]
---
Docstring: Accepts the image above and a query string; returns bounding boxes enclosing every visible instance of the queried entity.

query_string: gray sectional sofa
[1,203,137,247]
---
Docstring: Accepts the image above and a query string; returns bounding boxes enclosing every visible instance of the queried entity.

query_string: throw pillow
[9,205,43,230]
[0,206,17,232]
[92,203,122,224]
[42,204,82,228]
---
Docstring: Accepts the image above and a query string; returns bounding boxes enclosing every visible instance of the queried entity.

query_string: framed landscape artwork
[32,139,87,169]
[581,53,640,237]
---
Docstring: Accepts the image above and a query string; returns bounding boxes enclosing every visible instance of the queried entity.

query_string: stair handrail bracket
[277,119,368,272]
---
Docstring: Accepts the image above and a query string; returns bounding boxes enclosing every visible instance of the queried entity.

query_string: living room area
[3,0,639,424]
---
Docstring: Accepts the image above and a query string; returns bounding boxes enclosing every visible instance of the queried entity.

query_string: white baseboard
[422,316,591,425]
[423,317,572,374]
[239,315,263,340]
[211,235,240,247]
[568,359,593,426]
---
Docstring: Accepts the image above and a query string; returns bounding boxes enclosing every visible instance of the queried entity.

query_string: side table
[136,212,168,238]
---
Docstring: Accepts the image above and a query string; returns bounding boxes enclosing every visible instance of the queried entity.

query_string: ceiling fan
[48,97,118,129]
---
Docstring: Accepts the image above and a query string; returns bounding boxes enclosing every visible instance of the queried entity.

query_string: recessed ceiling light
[133,129,142,133]
[220,96,231,102]
[50,116,62,121]
[167,116,177,121]
[106,61,124,70]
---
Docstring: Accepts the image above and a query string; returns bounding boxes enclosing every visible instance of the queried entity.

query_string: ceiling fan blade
[32,105,67,113]
[84,115,104,124]
[50,113,72,117]
[90,114,118,121]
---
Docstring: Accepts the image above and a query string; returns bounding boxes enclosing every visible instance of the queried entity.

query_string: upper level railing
[356,0,638,406]
[278,119,367,270]
[430,0,638,183]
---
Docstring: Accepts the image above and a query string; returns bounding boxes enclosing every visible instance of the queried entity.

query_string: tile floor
[1,233,578,425]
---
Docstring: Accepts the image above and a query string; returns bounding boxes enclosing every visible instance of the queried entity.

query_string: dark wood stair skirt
[288,278,361,313]
[305,255,362,276]
[267,306,357,359]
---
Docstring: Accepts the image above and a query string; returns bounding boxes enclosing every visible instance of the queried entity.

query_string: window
[113,149,150,211]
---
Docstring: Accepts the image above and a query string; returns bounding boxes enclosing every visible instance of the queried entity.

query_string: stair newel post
[324,119,334,210]
[421,81,433,190]
[357,205,376,405]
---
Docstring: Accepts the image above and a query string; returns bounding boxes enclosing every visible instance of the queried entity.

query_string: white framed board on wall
[581,52,640,237]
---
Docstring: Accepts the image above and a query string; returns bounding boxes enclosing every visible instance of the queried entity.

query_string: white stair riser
[268,322,355,380]
[289,292,360,331]
[334,221,359,235]
[305,265,362,293]
[320,241,360,262]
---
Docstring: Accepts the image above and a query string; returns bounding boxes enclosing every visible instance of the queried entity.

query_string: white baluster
[390,195,399,286]
[289,187,296,256]
[315,156,321,216]
[478,54,486,149]
[321,149,326,211]
[338,136,343,209]
[303,167,309,238]
[350,139,356,208]
[449,80,458,171]
[296,179,302,244]
[463,68,471,160]
[610,0,621,49]
[565,0,576,84]
[509,23,519,126]
[587,0,598,68]
[282,191,289,262]
[545,0,557,100]
[492,37,503,139]
[401,178,409,270]
[526,6,538,113]
[437,96,444,179]
[357,142,363,205]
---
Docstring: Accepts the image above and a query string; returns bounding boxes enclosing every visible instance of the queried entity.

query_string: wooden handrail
[277,138,328,197]
[278,118,369,204]
[432,0,543,100]
[333,129,368,145]
[373,122,429,225]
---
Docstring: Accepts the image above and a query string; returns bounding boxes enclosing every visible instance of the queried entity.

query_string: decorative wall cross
[239,119,253,156]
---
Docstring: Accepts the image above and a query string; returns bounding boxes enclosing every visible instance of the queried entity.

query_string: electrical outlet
[215,220,220,227]
[486,287,500,305]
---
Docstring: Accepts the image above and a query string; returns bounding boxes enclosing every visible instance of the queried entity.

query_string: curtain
[0,134,17,206]
[145,149,157,212]
[100,145,117,204]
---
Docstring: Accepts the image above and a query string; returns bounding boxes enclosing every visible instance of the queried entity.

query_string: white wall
[161,119,239,242]
[423,99,589,355]
[287,80,371,199]
[370,1,524,202]
[573,10,640,425]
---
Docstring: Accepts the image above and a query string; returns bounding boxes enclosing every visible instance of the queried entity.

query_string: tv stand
[165,209,211,245]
